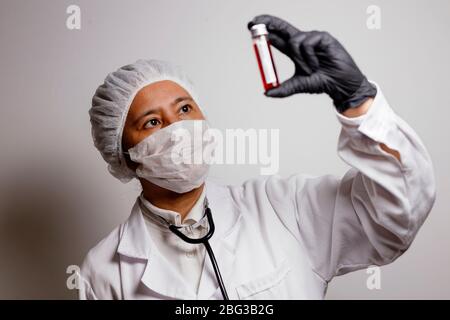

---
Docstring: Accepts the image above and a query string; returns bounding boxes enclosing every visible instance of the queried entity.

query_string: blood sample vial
[250,24,280,92]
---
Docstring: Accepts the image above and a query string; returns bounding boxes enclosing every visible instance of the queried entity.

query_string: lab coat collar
[117,179,242,299]
[138,186,207,225]
[116,199,150,260]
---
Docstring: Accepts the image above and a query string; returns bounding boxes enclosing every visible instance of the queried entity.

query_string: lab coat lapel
[117,181,242,300]
[117,198,196,299]
[196,180,242,299]
[142,247,197,299]
[117,200,149,260]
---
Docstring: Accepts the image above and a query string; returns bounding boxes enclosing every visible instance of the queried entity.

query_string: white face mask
[127,120,215,193]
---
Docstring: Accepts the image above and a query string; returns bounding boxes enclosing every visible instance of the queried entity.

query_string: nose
[161,109,182,128]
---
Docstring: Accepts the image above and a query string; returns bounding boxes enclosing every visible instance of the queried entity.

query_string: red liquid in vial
[253,39,279,92]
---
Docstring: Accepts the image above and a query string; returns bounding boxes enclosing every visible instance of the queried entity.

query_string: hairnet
[89,59,200,183]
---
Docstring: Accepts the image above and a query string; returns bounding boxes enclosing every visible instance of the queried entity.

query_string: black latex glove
[247,14,377,113]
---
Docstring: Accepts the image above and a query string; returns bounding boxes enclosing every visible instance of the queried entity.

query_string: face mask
[127,120,216,193]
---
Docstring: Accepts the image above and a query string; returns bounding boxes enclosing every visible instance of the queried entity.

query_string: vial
[250,24,280,92]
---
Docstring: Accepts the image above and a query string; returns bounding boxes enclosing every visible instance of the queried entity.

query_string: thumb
[264,77,301,98]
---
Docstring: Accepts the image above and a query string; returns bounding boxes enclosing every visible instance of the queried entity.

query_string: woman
[79,15,436,300]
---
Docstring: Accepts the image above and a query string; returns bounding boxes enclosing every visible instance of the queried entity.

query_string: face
[122,80,205,170]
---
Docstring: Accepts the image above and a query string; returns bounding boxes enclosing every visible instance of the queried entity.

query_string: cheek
[193,108,205,120]
[125,130,157,150]
[122,128,140,151]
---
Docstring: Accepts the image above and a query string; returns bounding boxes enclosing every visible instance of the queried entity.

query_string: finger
[269,32,312,75]
[264,77,300,98]
[265,73,323,97]
[298,32,322,72]
[267,32,290,56]
[288,32,314,75]
[248,14,301,40]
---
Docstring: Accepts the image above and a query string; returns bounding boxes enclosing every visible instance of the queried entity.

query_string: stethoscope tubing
[169,207,229,300]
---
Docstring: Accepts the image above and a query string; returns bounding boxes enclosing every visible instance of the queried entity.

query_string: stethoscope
[140,197,229,300]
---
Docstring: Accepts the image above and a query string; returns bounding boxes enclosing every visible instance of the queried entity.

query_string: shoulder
[207,173,340,205]
[82,225,122,271]
[79,224,123,298]
[207,175,295,215]
[224,174,305,203]
[207,176,269,204]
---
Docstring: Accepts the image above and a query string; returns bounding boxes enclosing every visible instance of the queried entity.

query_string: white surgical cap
[89,59,200,183]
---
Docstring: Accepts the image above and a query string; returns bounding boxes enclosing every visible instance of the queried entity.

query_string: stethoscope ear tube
[169,207,215,244]
[168,207,229,300]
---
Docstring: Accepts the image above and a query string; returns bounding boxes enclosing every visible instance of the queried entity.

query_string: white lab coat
[79,83,436,300]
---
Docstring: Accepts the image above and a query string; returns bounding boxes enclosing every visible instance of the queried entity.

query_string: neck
[140,179,205,221]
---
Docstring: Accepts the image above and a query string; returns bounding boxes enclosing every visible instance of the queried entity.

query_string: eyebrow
[133,96,193,125]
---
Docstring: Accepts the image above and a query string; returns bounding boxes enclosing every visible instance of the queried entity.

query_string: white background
[0,0,449,299]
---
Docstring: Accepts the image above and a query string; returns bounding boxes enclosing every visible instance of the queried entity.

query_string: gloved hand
[247,14,377,113]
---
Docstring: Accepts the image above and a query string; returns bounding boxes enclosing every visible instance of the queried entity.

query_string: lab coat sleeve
[78,252,99,300]
[78,272,98,300]
[77,240,121,300]
[267,81,436,282]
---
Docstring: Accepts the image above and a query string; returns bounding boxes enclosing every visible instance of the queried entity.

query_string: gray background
[0,0,449,299]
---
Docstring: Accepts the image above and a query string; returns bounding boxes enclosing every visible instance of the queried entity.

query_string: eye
[144,118,160,129]
[180,104,192,114]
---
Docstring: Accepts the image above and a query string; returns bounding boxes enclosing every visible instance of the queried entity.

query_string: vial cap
[250,24,268,38]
